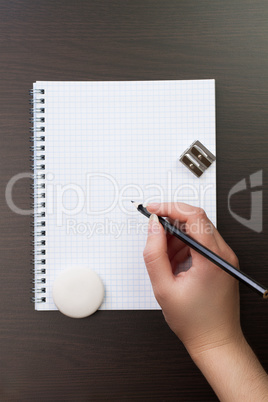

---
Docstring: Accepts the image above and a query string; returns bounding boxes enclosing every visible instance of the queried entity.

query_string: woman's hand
[143,203,268,401]
[143,202,242,355]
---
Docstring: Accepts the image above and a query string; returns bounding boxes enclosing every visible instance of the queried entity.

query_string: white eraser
[52,268,105,318]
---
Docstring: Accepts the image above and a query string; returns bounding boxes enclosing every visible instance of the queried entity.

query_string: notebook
[31,80,216,310]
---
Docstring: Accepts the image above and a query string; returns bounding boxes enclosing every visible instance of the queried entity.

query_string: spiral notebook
[31,80,216,310]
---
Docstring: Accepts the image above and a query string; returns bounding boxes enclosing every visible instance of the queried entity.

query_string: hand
[143,203,268,401]
[143,202,242,355]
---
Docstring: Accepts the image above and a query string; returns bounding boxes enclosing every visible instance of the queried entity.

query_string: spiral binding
[30,88,46,303]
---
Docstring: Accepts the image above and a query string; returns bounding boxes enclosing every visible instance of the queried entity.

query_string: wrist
[188,329,245,365]
[184,325,244,362]
[187,331,268,401]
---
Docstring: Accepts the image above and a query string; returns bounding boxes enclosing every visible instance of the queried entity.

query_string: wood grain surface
[0,1,267,400]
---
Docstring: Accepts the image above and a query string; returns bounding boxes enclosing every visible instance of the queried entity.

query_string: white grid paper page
[33,80,216,310]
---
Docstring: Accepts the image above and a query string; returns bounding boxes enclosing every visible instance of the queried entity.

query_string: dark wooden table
[0,1,267,400]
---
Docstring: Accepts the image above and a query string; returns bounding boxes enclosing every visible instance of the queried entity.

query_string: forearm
[143,203,268,400]
[189,335,268,401]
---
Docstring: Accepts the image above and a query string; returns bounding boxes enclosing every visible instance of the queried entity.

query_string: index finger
[146,202,217,248]
[147,202,207,224]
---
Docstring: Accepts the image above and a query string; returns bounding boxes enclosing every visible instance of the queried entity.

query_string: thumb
[143,214,173,292]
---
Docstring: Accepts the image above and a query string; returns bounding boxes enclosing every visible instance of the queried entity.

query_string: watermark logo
[228,170,263,233]
[5,171,214,220]
[5,170,263,235]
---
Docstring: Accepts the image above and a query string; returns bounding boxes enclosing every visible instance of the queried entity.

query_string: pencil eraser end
[52,268,105,318]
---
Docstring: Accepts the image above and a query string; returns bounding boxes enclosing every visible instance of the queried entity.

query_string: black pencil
[132,201,268,299]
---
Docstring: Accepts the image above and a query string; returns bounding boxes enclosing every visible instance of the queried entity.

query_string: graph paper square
[33,80,216,310]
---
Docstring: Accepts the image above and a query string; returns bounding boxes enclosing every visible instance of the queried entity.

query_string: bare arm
[190,332,268,401]
[143,202,268,401]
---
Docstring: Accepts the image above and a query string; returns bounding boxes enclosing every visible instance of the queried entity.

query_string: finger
[167,234,188,261]
[164,208,236,267]
[201,219,228,250]
[147,203,218,249]
[143,214,174,291]
[165,217,191,260]
[147,202,201,222]
[170,246,191,274]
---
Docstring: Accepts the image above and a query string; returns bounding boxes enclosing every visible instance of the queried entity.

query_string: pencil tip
[131,201,139,209]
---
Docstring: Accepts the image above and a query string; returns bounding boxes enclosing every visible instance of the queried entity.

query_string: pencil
[132,201,268,299]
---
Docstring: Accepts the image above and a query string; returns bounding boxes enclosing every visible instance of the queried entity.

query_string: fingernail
[148,214,160,235]
[149,213,159,223]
